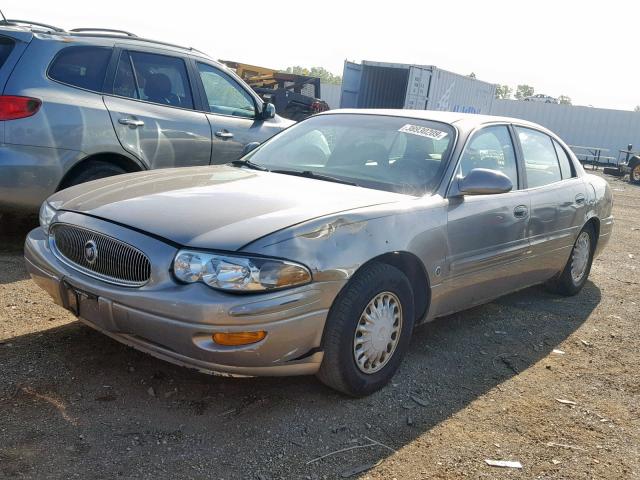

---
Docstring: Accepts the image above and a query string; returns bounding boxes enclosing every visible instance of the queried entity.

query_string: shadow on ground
[0,278,600,479]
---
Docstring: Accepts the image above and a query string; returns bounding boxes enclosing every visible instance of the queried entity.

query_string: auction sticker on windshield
[398,124,448,140]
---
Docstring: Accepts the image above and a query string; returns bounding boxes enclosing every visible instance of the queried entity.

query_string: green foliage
[514,84,535,100]
[495,85,512,99]
[558,95,572,105]
[284,66,342,85]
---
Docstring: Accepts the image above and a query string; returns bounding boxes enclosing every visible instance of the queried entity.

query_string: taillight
[0,96,42,120]
[311,101,329,113]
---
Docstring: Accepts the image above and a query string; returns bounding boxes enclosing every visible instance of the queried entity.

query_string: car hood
[49,166,410,250]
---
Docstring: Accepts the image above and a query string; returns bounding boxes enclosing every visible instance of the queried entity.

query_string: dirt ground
[0,173,638,480]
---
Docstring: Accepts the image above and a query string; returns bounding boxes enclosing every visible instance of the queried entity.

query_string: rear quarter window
[0,36,15,67]
[48,46,112,92]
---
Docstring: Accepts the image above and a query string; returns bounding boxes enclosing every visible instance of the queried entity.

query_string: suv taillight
[0,96,42,120]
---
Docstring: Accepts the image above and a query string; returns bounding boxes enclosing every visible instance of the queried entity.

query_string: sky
[2,0,638,111]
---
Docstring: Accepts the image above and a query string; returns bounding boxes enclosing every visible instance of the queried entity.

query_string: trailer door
[403,66,432,110]
[340,61,362,108]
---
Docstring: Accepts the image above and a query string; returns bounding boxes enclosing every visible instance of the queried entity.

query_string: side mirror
[261,102,276,119]
[241,142,261,156]
[457,168,513,195]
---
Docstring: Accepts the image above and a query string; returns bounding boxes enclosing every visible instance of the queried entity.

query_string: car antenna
[0,10,7,22]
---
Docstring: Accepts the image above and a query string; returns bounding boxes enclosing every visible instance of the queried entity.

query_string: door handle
[118,118,144,127]
[215,130,234,139]
[513,205,529,219]
[575,193,586,205]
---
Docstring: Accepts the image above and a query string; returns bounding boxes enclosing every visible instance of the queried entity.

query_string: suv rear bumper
[0,144,81,211]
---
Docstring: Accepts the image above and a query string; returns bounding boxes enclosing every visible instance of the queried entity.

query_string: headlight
[39,201,57,234]
[173,250,312,292]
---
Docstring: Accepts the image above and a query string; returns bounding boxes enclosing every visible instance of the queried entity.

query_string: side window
[516,127,562,188]
[553,139,575,179]
[197,63,256,118]
[113,51,193,109]
[48,46,112,91]
[113,52,139,99]
[458,126,518,188]
[0,37,15,68]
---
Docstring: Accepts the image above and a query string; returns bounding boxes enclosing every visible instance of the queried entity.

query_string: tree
[495,84,513,99]
[515,84,534,100]
[635,105,640,112]
[558,95,572,105]
[284,66,342,85]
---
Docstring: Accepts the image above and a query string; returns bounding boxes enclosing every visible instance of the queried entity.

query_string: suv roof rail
[69,27,137,37]
[0,19,65,32]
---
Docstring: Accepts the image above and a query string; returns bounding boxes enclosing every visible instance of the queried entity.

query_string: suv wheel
[317,262,415,396]
[64,160,127,188]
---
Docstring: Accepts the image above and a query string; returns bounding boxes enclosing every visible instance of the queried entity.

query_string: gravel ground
[0,173,638,479]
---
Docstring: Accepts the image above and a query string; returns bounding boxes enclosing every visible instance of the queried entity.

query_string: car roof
[0,21,211,59]
[319,108,549,133]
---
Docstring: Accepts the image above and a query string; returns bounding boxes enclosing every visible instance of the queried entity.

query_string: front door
[103,49,211,169]
[438,125,531,316]
[194,62,283,164]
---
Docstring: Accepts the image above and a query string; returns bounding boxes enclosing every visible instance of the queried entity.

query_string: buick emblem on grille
[84,240,98,265]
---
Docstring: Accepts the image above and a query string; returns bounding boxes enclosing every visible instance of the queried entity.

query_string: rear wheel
[546,224,595,296]
[317,262,415,396]
[62,160,127,189]
[630,163,640,185]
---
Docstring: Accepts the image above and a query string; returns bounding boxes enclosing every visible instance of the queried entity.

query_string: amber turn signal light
[212,331,267,346]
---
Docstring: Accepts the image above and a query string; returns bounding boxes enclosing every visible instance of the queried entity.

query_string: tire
[63,160,127,189]
[546,223,596,296]
[630,163,640,185]
[317,262,415,396]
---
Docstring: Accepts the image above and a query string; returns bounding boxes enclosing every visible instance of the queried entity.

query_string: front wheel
[546,224,595,296]
[317,262,415,396]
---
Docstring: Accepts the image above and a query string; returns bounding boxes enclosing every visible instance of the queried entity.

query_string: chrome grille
[50,224,151,287]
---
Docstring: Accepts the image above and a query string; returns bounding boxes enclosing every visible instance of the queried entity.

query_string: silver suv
[0,20,292,212]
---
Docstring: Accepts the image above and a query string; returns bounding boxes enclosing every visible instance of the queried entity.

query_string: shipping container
[340,60,496,114]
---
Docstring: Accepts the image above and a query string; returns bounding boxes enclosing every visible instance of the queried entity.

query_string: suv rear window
[0,37,15,67]
[48,46,112,91]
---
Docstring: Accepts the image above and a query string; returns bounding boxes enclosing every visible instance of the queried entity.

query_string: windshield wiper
[229,159,268,171]
[270,169,358,186]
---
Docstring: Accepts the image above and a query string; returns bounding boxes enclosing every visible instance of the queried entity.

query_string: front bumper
[25,218,345,377]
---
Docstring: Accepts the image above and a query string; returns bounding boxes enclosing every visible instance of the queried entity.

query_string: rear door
[193,61,282,164]
[103,48,211,169]
[514,126,587,280]
[438,125,531,315]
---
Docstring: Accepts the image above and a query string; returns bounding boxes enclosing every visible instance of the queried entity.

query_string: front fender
[240,198,449,286]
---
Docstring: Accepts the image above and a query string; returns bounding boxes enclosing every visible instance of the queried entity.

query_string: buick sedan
[25,110,613,396]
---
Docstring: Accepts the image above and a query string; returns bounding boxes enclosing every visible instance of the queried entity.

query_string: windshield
[245,114,456,195]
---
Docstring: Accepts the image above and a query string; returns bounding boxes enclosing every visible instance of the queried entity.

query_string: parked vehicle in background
[220,60,330,121]
[0,20,292,212]
[623,155,640,184]
[26,110,613,396]
[523,94,558,104]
